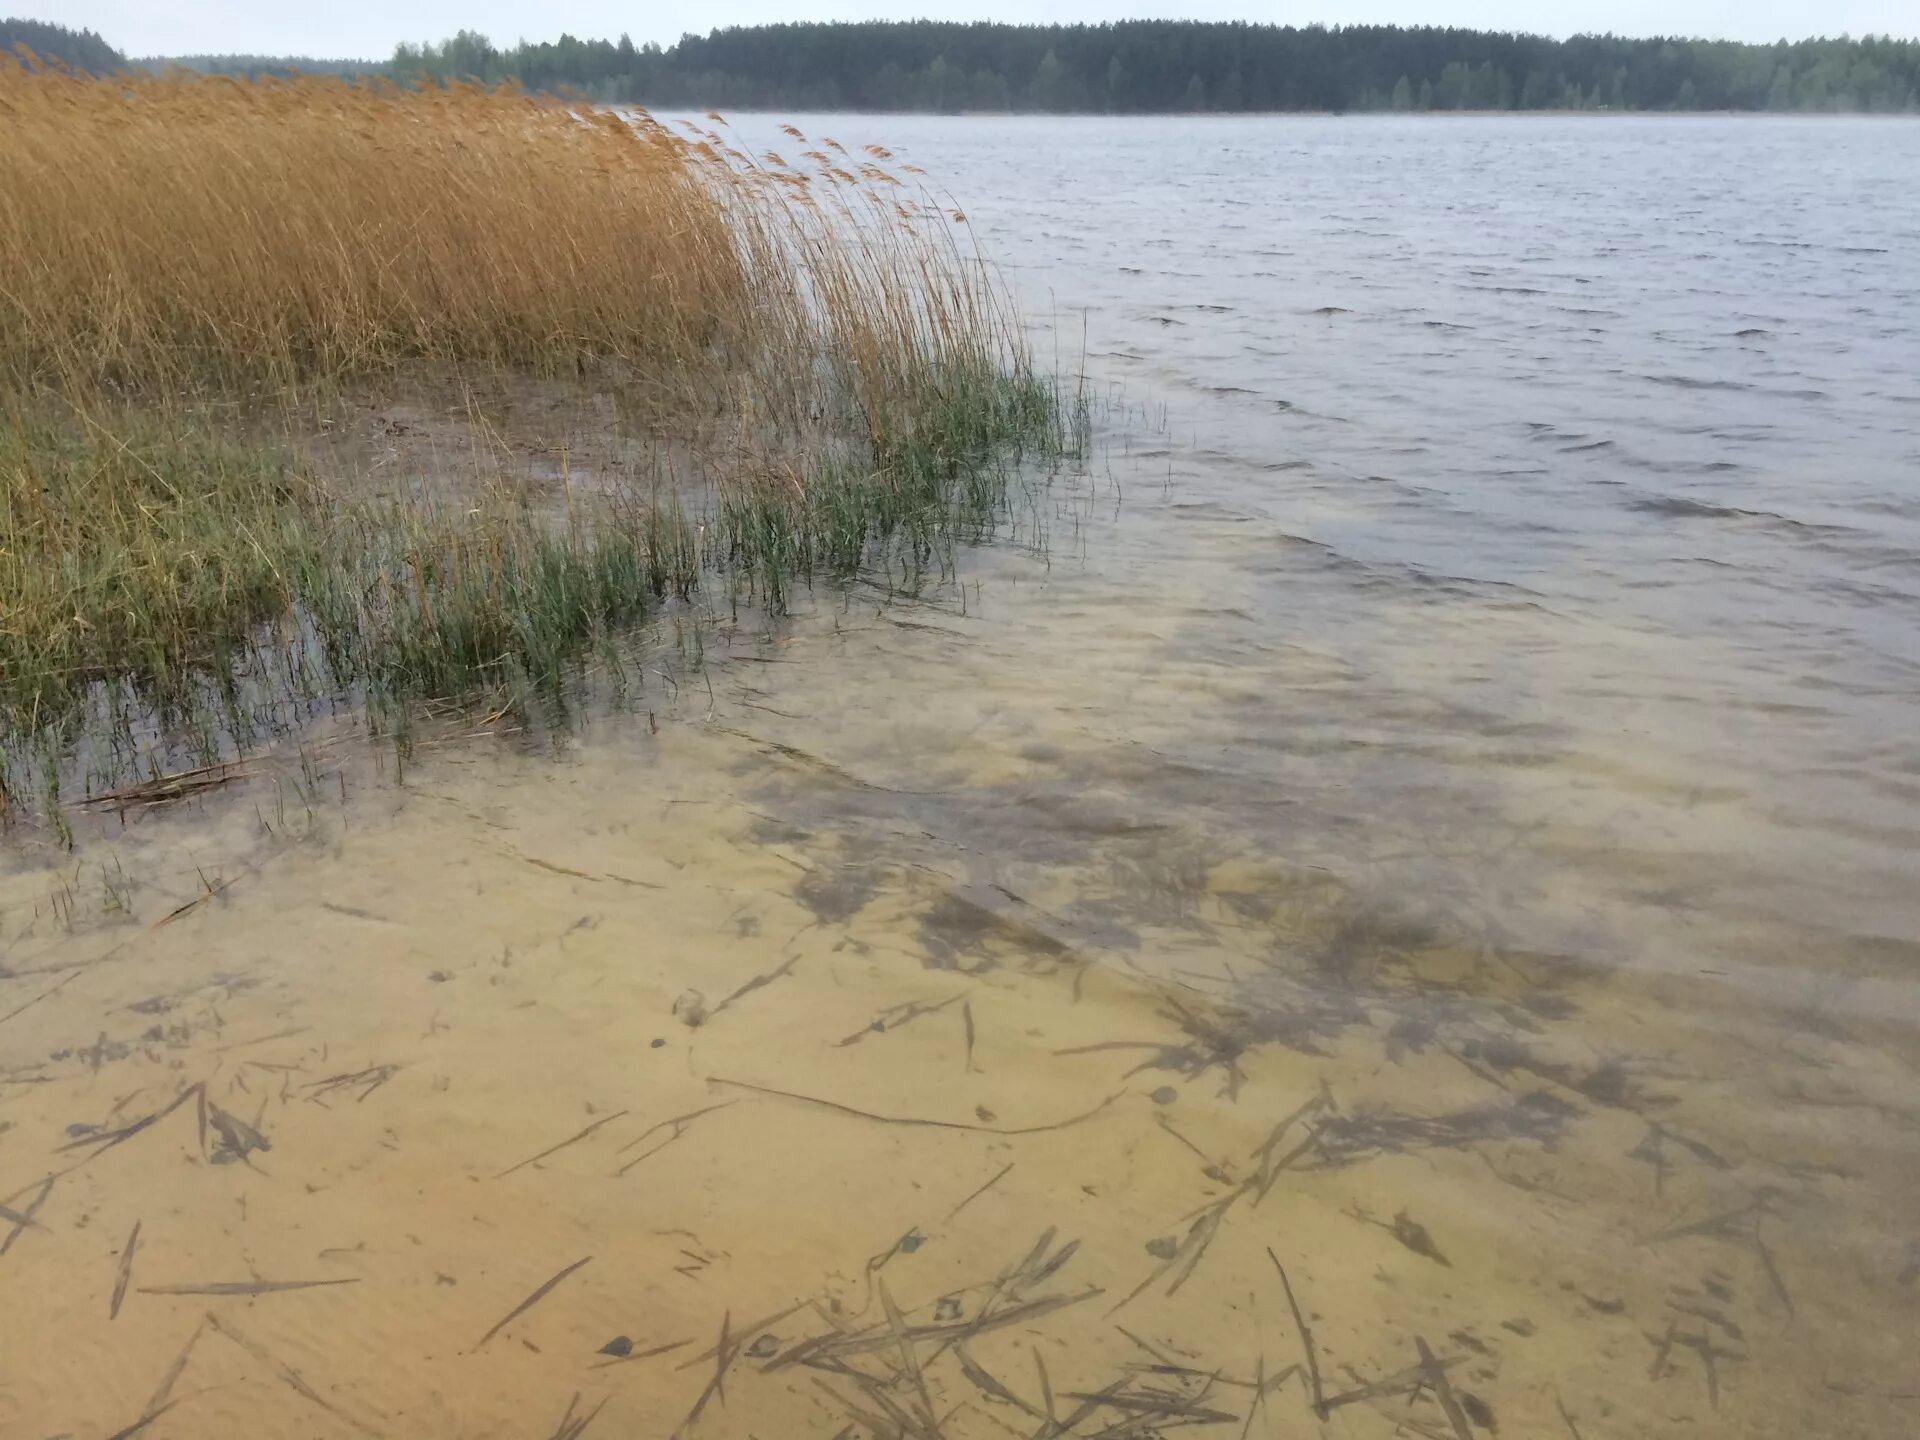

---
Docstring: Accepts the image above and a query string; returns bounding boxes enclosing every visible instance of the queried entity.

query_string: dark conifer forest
[7,16,1917,113]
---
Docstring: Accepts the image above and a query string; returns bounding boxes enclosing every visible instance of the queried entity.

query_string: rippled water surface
[3,116,1918,1438]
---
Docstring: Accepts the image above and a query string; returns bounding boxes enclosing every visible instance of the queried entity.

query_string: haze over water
[2,114,1916,1438]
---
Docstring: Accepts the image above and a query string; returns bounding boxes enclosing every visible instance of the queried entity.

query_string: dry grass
[1,70,738,397]
[0,62,1020,427]
[0,60,1076,820]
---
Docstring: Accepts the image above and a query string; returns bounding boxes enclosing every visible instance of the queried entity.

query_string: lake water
[3,116,1918,1438]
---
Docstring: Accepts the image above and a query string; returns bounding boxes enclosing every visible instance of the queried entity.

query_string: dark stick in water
[713,952,803,1016]
[612,1100,737,1177]
[111,1219,142,1318]
[495,1109,629,1178]
[832,993,961,1048]
[140,1316,207,1417]
[712,1075,1119,1134]
[1,1175,53,1253]
[140,1278,360,1297]
[675,1301,803,1371]
[947,1162,1014,1219]
[952,1342,1043,1416]
[674,1310,736,1438]
[1415,1336,1474,1440]
[474,1256,592,1351]
[104,1400,178,1440]
[544,1391,610,1440]
[1268,1249,1325,1418]
[1677,1331,1720,1408]
[207,1310,383,1436]
[1753,1225,1794,1316]
[1647,1317,1679,1380]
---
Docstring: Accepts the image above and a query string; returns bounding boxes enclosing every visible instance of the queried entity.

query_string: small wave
[1733,328,1773,339]
[1309,305,1351,316]
[1644,373,1751,392]
[1630,496,1766,520]
[1625,498,1862,547]
[1637,459,1744,475]
[1854,497,1920,520]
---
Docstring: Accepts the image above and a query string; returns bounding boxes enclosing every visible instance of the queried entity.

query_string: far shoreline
[649,106,1919,120]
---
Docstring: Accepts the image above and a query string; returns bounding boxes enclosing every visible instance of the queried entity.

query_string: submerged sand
[3,568,1916,1440]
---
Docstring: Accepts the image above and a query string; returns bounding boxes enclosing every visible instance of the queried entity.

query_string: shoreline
[651,106,1920,119]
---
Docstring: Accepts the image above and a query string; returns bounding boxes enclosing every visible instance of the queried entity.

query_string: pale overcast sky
[40,0,1916,58]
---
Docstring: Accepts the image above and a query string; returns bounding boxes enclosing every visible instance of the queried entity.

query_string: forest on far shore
[7,16,1919,113]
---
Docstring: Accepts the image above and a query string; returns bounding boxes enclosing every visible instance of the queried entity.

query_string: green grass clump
[0,414,314,731]
[295,486,697,712]
[716,366,1081,606]
[1,365,1078,817]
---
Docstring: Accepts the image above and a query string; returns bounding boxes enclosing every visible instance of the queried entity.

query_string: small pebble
[1150,1086,1177,1105]
[672,990,708,1028]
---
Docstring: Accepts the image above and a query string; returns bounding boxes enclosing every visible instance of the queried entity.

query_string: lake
[2,115,1916,1438]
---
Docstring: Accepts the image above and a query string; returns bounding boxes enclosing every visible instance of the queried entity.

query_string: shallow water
[4,116,1919,1438]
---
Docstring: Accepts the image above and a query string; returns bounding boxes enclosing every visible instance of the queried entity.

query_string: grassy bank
[0,61,1081,822]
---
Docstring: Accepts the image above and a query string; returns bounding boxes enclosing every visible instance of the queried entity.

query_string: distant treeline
[1,17,120,72]
[8,16,1920,113]
[137,54,387,80]
[396,22,1919,113]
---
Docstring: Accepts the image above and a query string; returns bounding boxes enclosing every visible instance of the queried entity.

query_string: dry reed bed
[0,60,1077,820]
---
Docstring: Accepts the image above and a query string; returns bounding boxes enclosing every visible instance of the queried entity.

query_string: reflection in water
[3,116,1919,1438]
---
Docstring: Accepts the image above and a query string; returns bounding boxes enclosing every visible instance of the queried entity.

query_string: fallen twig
[81,762,253,811]
[713,952,804,1017]
[1415,1336,1473,1440]
[1,1175,53,1255]
[712,1076,1121,1135]
[140,1278,360,1297]
[948,1162,1015,1220]
[111,1219,142,1318]
[613,1101,736,1178]
[0,969,81,1027]
[1268,1249,1324,1418]
[546,1391,610,1440]
[209,1310,384,1436]
[496,1109,629,1179]
[474,1256,592,1351]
